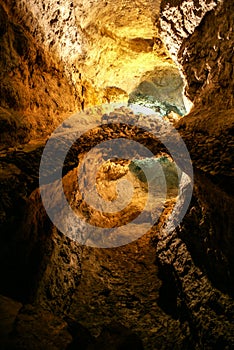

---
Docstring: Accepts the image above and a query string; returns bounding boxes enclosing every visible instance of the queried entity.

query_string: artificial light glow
[128,104,158,115]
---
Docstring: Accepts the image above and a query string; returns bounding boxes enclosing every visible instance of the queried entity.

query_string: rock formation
[0,0,233,349]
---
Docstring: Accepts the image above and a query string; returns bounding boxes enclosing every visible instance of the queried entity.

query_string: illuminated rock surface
[0,0,234,349]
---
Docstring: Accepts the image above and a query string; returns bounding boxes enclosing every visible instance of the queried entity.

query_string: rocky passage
[68,230,193,350]
[0,0,234,348]
[1,0,171,117]
[0,107,192,349]
[1,106,233,349]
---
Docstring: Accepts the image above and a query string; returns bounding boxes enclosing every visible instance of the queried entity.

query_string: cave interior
[0,0,234,349]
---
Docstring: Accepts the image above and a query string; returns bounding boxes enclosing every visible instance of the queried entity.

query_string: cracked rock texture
[0,0,234,348]
[1,0,182,148]
[160,0,234,281]
[0,2,83,149]
[160,0,219,59]
[156,0,234,347]
[4,0,164,94]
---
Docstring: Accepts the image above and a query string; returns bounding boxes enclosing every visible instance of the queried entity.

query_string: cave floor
[0,106,192,349]
[2,106,233,349]
[69,230,190,350]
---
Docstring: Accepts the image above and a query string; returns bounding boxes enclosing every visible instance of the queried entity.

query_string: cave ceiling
[9,0,171,95]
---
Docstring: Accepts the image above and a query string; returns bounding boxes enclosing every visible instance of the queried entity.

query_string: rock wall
[1,0,178,148]
[160,0,219,59]
[161,0,233,110]
[157,0,234,346]
[6,0,83,62]
[0,0,180,310]
[160,0,234,289]
[0,2,83,148]
[0,0,233,347]
[22,189,83,315]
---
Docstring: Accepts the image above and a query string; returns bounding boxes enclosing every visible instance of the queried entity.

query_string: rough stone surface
[161,0,234,111]
[3,0,177,96]
[177,0,234,108]
[68,215,193,350]
[0,144,82,313]
[0,295,22,348]
[0,0,234,349]
[160,0,234,276]
[6,303,72,349]
[0,0,183,148]
[129,64,188,115]
[157,0,234,347]
[0,2,83,149]
[88,322,144,350]
[160,0,220,59]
